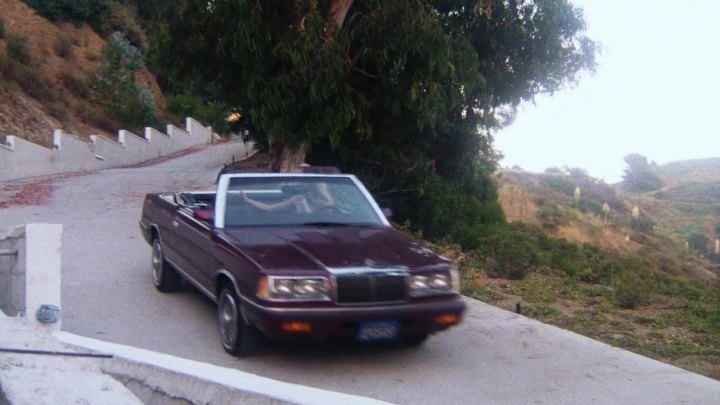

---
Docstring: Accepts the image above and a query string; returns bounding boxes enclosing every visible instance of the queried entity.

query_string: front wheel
[217,287,259,356]
[151,239,181,292]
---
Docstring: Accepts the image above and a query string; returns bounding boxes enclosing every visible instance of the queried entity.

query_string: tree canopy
[153,0,597,242]
[622,153,663,192]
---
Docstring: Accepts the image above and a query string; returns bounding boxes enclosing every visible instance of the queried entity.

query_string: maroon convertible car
[139,171,465,356]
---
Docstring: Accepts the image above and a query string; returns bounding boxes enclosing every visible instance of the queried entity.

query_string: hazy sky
[495,0,720,183]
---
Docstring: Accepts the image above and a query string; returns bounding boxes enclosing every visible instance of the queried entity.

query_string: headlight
[258,276,330,301]
[409,271,456,297]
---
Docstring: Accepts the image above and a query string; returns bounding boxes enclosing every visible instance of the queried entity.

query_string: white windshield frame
[214,173,391,229]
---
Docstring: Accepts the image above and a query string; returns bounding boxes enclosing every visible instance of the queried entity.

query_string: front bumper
[240,295,467,341]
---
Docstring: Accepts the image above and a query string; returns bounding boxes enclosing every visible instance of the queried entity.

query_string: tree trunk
[329,0,354,26]
[267,0,354,173]
[268,137,308,172]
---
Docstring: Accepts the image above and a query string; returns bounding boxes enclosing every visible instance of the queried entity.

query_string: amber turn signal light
[281,322,313,333]
[434,314,460,326]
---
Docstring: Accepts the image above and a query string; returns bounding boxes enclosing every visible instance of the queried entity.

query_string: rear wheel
[151,239,181,292]
[217,286,259,356]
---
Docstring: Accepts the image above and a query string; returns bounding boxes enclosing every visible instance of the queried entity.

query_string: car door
[171,208,215,294]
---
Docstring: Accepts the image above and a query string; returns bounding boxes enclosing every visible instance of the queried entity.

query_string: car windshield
[224,176,385,227]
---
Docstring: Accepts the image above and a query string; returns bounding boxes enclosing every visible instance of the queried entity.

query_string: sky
[495,0,720,183]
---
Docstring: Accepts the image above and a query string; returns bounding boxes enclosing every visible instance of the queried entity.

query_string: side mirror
[381,208,393,219]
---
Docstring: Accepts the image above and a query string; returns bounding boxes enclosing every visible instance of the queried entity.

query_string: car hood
[221,226,448,272]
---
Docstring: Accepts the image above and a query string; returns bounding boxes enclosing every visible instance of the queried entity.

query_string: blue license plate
[357,320,400,342]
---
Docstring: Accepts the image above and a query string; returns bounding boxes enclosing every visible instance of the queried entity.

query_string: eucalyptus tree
[158,0,597,240]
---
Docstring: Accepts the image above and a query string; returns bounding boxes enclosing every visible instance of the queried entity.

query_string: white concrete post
[24,224,63,331]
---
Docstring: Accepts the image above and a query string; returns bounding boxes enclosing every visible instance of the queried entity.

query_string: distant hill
[497,160,720,278]
[490,162,720,379]
[654,157,720,185]
[648,158,720,204]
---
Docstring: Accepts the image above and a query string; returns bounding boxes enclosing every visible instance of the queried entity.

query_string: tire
[151,238,181,292]
[217,286,259,356]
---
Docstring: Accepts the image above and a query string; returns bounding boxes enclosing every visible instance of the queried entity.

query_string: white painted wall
[0,224,62,332]
[24,224,63,331]
[0,117,214,182]
[0,226,25,317]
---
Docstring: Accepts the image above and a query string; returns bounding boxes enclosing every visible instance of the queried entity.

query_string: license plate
[357,320,400,342]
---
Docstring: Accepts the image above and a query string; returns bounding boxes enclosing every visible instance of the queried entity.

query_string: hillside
[0,0,165,147]
[481,162,720,379]
[500,161,720,270]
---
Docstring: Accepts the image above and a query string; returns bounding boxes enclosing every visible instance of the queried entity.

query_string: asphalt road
[1,140,719,404]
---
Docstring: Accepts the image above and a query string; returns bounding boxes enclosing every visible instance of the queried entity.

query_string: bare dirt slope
[0,0,163,147]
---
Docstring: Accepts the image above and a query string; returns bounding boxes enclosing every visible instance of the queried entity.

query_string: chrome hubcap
[151,242,163,285]
[219,291,238,349]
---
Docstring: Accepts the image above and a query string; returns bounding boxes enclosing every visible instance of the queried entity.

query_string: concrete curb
[56,333,392,405]
[0,314,142,405]
[0,312,392,405]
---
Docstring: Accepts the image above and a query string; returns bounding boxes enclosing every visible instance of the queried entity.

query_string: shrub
[0,17,5,38]
[688,233,709,255]
[536,198,565,230]
[541,175,576,195]
[23,0,110,29]
[58,69,91,98]
[411,170,505,250]
[472,223,541,280]
[166,94,233,134]
[93,32,156,128]
[99,3,147,50]
[0,55,56,103]
[6,35,31,64]
[659,276,704,301]
[630,217,655,233]
[53,34,74,59]
[613,263,657,309]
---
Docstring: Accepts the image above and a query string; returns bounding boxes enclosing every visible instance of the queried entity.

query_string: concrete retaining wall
[0,226,26,317]
[57,333,391,405]
[0,117,213,182]
[0,224,62,331]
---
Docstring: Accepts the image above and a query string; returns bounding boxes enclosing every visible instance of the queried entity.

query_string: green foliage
[467,220,627,283]
[0,36,57,103]
[403,169,504,249]
[630,217,655,233]
[125,0,175,23]
[154,0,597,243]
[660,277,704,301]
[98,3,147,50]
[622,153,662,192]
[93,32,155,128]
[53,34,74,59]
[23,0,110,28]
[688,233,710,255]
[654,180,720,204]
[541,175,576,195]
[538,202,566,230]
[0,17,5,38]
[166,94,232,134]
[58,70,91,98]
[471,223,542,279]
[6,35,31,65]
[613,264,658,309]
